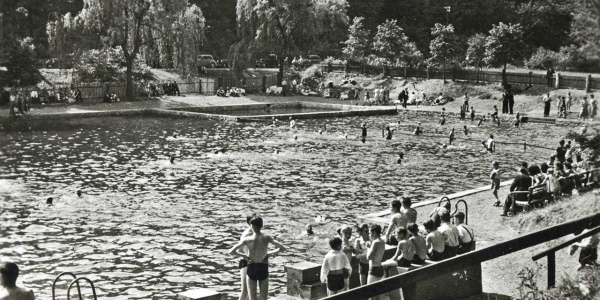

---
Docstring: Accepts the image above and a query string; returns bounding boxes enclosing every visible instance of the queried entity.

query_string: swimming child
[448,128,455,145]
[385,126,392,140]
[413,122,423,136]
[170,156,175,164]
[485,134,495,153]
[470,107,475,122]
[463,125,470,135]
[321,237,352,295]
[46,197,53,206]
[361,123,367,143]
[229,216,286,300]
[76,190,83,198]
[477,117,483,127]
[289,117,296,129]
[397,152,405,164]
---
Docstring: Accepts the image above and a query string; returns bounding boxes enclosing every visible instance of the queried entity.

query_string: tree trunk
[278,55,284,86]
[126,57,135,101]
[443,56,447,84]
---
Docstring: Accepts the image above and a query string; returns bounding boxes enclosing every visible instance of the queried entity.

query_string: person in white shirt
[438,212,460,258]
[321,237,352,295]
[454,212,475,254]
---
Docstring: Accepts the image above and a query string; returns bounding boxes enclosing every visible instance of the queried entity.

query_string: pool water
[213,107,341,116]
[0,114,569,299]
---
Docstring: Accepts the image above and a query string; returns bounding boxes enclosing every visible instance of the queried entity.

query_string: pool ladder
[438,196,469,224]
[52,272,98,300]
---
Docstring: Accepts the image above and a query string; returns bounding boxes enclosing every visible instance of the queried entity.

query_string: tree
[371,19,409,64]
[0,4,42,92]
[232,0,348,85]
[569,0,600,70]
[484,22,525,83]
[465,33,487,69]
[53,0,206,101]
[342,17,370,62]
[428,23,458,83]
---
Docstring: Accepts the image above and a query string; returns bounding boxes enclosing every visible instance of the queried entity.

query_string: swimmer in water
[477,117,484,127]
[463,125,471,135]
[46,197,53,206]
[448,128,455,145]
[440,143,448,149]
[76,190,82,198]
[397,152,405,164]
[170,156,175,164]
[173,133,178,139]
[439,115,446,126]
[294,135,298,140]
[384,126,392,140]
[271,117,278,127]
[413,122,422,136]
[361,123,367,143]
[289,117,296,129]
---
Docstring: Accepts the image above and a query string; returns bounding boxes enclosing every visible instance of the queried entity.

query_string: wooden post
[555,72,560,89]
[262,75,266,92]
[586,74,591,92]
[198,79,202,94]
[529,72,533,87]
[547,252,556,289]
[476,68,480,83]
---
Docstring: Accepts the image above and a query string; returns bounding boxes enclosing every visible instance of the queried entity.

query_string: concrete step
[522,117,556,124]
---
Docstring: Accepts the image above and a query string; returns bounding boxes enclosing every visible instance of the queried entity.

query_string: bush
[322,56,346,65]
[74,48,153,83]
[524,47,560,70]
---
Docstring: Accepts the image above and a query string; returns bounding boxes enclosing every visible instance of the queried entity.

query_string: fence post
[476,68,480,83]
[383,65,388,76]
[199,79,202,94]
[555,72,560,89]
[426,67,430,80]
[262,75,267,92]
[547,252,556,289]
[529,72,533,87]
[344,62,349,74]
[328,62,332,73]
[586,74,591,92]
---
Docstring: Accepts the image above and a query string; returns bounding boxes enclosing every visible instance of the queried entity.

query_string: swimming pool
[0,113,570,299]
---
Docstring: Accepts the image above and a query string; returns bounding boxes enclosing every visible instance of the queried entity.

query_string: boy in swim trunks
[321,237,352,295]
[401,197,417,224]
[337,225,355,262]
[367,225,386,298]
[385,200,408,245]
[229,216,286,300]
[424,219,445,261]
[237,214,257,300]
[413,122,422,136]
[491,161,501,206]
[0,262,35,300]
[354,224,371,285]
[390,227,416,267]
[361,123,367,143]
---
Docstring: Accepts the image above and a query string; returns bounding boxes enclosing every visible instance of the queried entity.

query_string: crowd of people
[228,197,476,299]
[216,86,246,97]
[5,87,84,116]
[496,139,598,216]
[543,92,598,120]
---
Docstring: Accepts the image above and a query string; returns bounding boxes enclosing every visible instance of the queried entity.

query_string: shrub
[322,56,346,65]
[524,47,560,70]
[74,48,153,83]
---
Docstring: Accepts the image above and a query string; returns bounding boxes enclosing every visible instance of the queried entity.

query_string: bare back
[244,233,273,263]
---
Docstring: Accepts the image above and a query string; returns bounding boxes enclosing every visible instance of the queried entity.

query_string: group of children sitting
[319,198,475,295]
[216,86,245,97]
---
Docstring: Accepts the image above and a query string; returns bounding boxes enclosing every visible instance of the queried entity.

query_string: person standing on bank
[543,92,551,117]
[502,91,509,114]
[580,97,589,120]
[508,91,515,114]
[463,92,469,112]
[590,94,597,119]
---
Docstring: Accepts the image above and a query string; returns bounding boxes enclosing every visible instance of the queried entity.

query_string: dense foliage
[74,48,152,83]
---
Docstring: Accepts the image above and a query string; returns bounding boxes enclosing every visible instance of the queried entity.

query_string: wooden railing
[322,213,600,300]
[532,225,600,289]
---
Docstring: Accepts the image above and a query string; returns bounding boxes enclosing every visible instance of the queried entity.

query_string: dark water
[0,114,571,299]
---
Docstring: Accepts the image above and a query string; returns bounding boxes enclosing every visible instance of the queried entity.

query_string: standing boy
[367,225,386,289]
[229,216,286,300]
[491,161,501,206]
[321,237,352,295]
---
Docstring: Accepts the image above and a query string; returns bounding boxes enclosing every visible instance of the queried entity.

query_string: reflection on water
[0,114,569,299]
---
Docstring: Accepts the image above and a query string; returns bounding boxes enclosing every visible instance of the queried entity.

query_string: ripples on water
[0,114,571,299]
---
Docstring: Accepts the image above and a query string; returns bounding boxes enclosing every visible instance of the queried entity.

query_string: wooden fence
[320,64,599,91]
[16,73,278,102]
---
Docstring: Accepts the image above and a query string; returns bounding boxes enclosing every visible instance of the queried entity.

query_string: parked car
[197,54,216,68]
[296,55,321,67]
[255,54,279,68]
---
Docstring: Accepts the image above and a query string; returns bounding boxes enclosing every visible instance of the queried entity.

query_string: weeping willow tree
[231,0,349,84]
[47,0,206,100]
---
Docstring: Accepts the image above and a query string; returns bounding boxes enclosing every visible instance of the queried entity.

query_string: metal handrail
[52,272,83,300]
[437,196,450,208]
[67,277,98,300]
[451,199,468,225]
